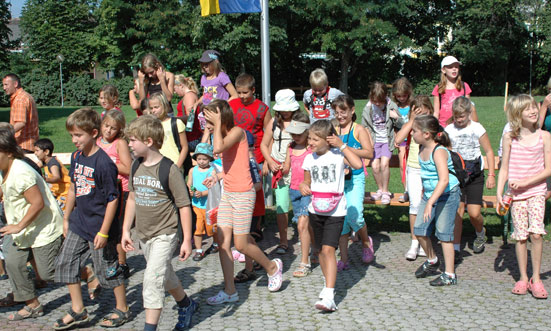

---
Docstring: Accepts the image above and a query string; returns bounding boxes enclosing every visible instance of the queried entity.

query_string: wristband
[97,232,109,238]
[487,174,495,177]
[339,143,347,152]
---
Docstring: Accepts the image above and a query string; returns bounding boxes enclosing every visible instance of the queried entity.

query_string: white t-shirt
[498,122,512,158]
[302,148,347,216]
[445,121,486,161]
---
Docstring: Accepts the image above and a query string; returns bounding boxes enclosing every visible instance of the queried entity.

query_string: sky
[8,0,24,18]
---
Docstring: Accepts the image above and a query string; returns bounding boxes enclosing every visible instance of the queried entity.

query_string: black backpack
[431,144,469,188]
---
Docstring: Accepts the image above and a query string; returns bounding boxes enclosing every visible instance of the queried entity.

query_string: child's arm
[299,170,312,196]
[353,124,374,159]
[187,167,194,192]
[45,163,62,183]
[183,92,197,116]
[509,131,551,189]
[326,134,363,169]
[395,120,414,147]
[496,133,511,207]
[0,185,44,236]
[479,133,495,189]
[204,109,243,154]
[260,119,279,174]
[120,192,136,252]
[200,126,211,143]
[282,145,292,175]
[423,148,450,222]
[178,205,193,261]
[225,82,238,101]
[470,103,479,122]
[157,68,174,101]
[433,95,440,120]
[176,123,189,169]
[539,94,551,128]
[137,70,147,102]
[129,89,140,112]
[116,139,132,176]
[94,197,118,250]
[63,182,76,237]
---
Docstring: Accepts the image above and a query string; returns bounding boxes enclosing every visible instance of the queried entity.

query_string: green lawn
[1,96,549,241]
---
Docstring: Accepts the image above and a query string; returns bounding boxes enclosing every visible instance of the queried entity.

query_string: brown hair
[66,107,101,136]
[126,115,164,149]
[99,85,122,109]
[413,115,451,147]
[309,119,335,141]
[438,70,464,94]
[204,99,234,133]
[409,95,434,119]
[331,94,357,122]
[0,124,24,159]
[391,77,414,106]
[368,82,387,103]
[102,109,126,140]
[235,73,256,90]
[140,53,163,73]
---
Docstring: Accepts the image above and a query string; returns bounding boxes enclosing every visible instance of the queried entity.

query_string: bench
[26,153,72,166]
[363,155,501,209]
[288,86,309,99]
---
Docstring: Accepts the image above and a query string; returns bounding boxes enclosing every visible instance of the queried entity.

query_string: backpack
[431,144,469,188]
[171,116,193,174]
[130,156,187,243]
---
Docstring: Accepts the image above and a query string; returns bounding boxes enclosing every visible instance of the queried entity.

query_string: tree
[0,0,12,70]
[20,0,98,75]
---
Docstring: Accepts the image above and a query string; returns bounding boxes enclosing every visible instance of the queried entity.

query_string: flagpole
[260,0,270,108]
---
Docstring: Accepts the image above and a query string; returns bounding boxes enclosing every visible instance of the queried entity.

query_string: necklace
[100,137,111,145]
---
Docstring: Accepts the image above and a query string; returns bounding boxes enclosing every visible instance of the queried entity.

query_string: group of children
[0,52,549,330]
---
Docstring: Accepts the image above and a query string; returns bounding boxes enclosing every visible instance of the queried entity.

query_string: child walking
[303,68,344,122]
[392,78,414,202]
[300,120,362,311]
[432,56,477,127]
[203,99,283,305]
[411,115,461,286]
[34,138,71,212]
[394,96,433,260]
[98,85,122,118]
[122,115,198,331]
[261,89,300,254]
[361,82,403,204]
[281,111,313,277]
[497,94,551,299]
[187,143,216,261]
[54,108,129,329]
[97,109,133,278]
[332,95,375,269]
[445,97,495,258]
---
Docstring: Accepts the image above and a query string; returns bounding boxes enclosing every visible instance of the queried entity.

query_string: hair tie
[437,132,442,138]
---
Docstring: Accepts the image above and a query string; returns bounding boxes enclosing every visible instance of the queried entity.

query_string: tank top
[509,131,546,200]
[223,134,253,192]
[290,146,312,190]
[339,122,364,176]
[407,139,421,169]
[419,145,459,199]
[191,165,213,208]
[271,122,293,163]
[96,137,129,192]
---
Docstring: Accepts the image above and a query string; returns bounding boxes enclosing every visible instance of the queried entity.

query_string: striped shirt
[508,130,546,200]
[9,88,39,151]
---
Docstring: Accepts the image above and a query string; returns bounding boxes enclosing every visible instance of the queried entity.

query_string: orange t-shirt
[222,132,253,192]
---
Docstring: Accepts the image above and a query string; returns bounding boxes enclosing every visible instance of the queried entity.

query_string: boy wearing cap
[187,143,217,261]
[303,68,344,122]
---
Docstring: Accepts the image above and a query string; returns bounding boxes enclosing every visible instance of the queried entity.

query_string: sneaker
[418,246,427,257]
[415,259,440,278]
[429,272,457,286]
[205,244,219,255]
[370,190,383,201]
[398,192,409,203]
[192,251,204,262]
[0,274,8,280]
[315,297,337,312]
[175,299,198,330]
[232,249,241,261]
[337,260,350,272]
[473,229,486,254]
[207,290,239,305]
[405,244,419,261]
[381,192,391,205]
[362,236,374,263]
[267,258,283,292]
[238,253,246,263]
[120,264,130,279]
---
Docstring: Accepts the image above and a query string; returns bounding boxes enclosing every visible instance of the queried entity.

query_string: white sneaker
[207,290,239,305]
[405,245,418,261]
[315,297,337,312]
[418,246,427,257]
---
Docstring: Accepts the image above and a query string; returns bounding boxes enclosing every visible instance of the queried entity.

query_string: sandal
[53,308,89,330]
[275,244,288,255]
[234,268,257,283]
[528,278,548,299]
[293,263,311,277]
[0,292,18,307]
[86,270,102,300]
[7,304,44,320]
[99,307,130,328]
[250,229,263,243]
[511,280,528,295]
[310,253,319,265]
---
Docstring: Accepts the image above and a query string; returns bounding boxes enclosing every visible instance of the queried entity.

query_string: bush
[24,69,62,106]
[413,78,436,95]
[64,74,102,106]
[108,76,135,105]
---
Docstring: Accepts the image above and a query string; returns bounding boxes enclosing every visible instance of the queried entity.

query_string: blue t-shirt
[398,106,410,123]
[419,146,460,199]
[69,148,119,242]
[191,165,213,209]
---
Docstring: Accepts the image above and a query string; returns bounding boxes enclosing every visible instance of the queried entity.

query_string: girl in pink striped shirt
[497,94,551,299]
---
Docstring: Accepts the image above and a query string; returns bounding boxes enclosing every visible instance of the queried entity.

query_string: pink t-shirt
[432,82,472,127]
[96,137,129,192]
[222,133,253,192]
[508,130,546,200]
[289,146,312,190]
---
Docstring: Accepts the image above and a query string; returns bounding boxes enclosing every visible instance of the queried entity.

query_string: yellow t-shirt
[407,140,421,169]
[160,118,185,165]
[0,159,63,248]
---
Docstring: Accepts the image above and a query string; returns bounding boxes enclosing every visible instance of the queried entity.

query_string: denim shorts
[289,188,311,223]
[342,173,366,235]
[413,186,460,242]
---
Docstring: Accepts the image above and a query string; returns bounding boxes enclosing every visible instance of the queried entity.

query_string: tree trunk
[339,49,351,93]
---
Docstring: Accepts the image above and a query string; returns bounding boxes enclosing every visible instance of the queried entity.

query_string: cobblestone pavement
[1,225,550,330]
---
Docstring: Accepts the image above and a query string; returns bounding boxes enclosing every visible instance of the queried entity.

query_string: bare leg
[276,213,289,247]
[417,236,435,260]
[398,146,407,192]
[194,235,203,251]
[338,234,349,264]
[357,225,370,248]
[530,234,543,282]
[319,245,337,288]
[453,202,465,246]
[55,283,85,326]
[380,157,390,193]
[297,216,312,265]
[371,159,382,191]
[467,204,484,233]
[117,244,127,265]
[515,239,529,282]
[234,234,277,275]
[217,227,236,295]
[409,214,418,240]
[441,242,455,274]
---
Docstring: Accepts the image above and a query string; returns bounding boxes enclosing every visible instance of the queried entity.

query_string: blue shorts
[413,186,460,242]
[341,173,366,235]
[289,188,311,223]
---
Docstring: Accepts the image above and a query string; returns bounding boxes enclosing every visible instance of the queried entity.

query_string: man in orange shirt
[2,74,39,152]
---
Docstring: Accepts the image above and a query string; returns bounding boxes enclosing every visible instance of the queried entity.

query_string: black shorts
[460,173,484,205]
[309,213,344,249]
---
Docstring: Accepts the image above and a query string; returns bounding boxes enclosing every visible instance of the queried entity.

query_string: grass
[1,96,549,240]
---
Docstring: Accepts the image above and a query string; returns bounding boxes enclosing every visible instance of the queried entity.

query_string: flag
[201,0,261,17]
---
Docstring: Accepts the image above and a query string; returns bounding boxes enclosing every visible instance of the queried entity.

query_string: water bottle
[496,187,513,216]
[185,108,195,132]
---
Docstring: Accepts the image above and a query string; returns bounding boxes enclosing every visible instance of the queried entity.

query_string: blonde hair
[368,82,387,103]
[140,53,163,73]
[174,75,198,94]
[201,60,222,76]
[309,68,329,89]
[409,95,434,119]
[126,115,164,149]
[438,65,464,94]
[506,94,538,139]
[391,77,413,106]
[309,119,334,141]
[98,85,121,109]
[452,96,472,117]
[102,109,126,140]
[66,107,101,136]
[148,92,171,120]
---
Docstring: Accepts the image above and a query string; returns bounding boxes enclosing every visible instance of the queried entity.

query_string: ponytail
[434,125,452,148]
[414,115,451,147]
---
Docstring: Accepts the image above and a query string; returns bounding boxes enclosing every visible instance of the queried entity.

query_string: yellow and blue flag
[201,0,261,17]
